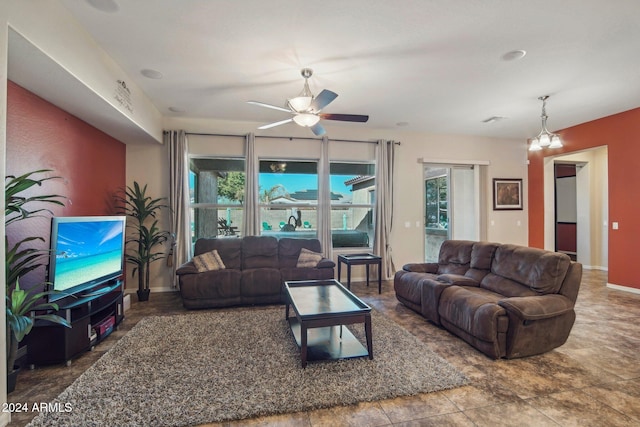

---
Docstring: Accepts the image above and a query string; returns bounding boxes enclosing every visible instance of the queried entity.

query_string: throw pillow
[296,248,323,268]
[193,249,226,272]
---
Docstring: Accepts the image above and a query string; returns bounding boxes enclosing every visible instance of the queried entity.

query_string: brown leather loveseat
[394,240,582,359]
[177,236,335,309]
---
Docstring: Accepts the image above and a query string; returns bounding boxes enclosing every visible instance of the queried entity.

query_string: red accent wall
[6,81,126,287]
[528,107,640,290]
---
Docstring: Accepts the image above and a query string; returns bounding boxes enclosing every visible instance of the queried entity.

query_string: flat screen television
[48,216,126,302]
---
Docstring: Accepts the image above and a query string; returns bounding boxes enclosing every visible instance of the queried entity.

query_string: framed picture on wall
[493,178,523,210]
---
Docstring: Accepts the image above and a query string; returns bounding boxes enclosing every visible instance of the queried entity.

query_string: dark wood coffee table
[284,279,373,368]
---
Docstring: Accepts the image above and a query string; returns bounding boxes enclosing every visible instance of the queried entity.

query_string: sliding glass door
[424,164,479,262]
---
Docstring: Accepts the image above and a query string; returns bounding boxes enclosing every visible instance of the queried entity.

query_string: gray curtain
[242,132,260,237]
[373,140,396,279]
[166,130,192,287]
[317,136,333,259]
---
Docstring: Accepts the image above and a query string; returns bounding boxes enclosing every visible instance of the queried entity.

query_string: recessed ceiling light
[168,107,185,113]
[501,50,526,61]
[86,0,119,13]
[141,69,163,79]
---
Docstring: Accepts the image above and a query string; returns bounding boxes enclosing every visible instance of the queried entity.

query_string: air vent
[482,116,507,124]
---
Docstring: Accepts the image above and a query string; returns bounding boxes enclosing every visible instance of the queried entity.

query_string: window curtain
[373,140,396,279]
[317,136,333,259]
[242,132,259,237]
[166,130,192,287]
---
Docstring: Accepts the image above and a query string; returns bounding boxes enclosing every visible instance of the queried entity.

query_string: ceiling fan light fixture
[248,68,368,135]
[293,113,320,127]
[287,95,313,112]
[287,68,315,112]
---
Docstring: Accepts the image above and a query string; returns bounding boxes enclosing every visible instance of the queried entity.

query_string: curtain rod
[181,131,400,145]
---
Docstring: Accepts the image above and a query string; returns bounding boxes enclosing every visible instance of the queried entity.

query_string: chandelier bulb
[549,135,563,148]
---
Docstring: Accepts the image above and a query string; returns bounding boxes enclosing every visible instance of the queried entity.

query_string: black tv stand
[74,280,122,300]
[26,280,125,367]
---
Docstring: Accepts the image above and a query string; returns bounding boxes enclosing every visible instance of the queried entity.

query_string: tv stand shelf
[26,280,124,367]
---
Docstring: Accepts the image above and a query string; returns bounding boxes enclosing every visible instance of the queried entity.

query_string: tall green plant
[5,170,70,375]
[117,182,169,298]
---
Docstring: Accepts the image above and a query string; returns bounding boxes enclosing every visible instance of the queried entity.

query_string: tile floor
[7,269,640,426]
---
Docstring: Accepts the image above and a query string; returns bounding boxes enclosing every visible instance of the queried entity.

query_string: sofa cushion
[241,236,279,269]
[194,237,242,270]
[241,268,282,298]
[394,271,425,306]
[437,240,474,275]
[192,250,226,272]
[278,238,323,268]
[179,269,242,301]
[296,248,323,268]
[438,286,508,342]
[489,244,571,294]
[437,274,479,287]
[464,242,500,282]
[479,273,538,298]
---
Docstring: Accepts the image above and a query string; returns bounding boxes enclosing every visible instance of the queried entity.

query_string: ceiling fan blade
[310,89,338,112]
[258,118,293,130]
[319,113,369,123]
[310,123,326,136]
[247,101,292,113]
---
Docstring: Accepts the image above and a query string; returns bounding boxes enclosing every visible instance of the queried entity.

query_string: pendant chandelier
[529,95,563,151]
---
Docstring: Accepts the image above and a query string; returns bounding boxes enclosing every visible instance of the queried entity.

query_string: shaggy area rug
[28,307,468,426]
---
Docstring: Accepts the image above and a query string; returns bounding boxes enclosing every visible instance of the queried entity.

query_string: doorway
[555,163,578,260]
[424,164,480,262]
[544,147,608,269]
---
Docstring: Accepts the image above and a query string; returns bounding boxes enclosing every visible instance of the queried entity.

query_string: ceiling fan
[247,68,369,136]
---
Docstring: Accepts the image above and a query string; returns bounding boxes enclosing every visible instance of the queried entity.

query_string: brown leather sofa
[394,240,582,359]
[177,236,335,309]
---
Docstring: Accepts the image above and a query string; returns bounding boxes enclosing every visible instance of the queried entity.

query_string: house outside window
[330,162,375,248]
[258,160,318,237]
[189,157,245,243]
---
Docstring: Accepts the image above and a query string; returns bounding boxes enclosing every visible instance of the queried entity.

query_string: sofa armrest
[317,258,336,269]
[403,263,438,273]
[176,261,199,276]
[498,294,574,321]
[437,273,479,287]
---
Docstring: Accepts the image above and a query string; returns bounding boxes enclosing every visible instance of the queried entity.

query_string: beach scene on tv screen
[54,221,124,291]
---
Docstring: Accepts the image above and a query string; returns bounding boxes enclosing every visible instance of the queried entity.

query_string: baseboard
[124,286,177,295]
[583,265,608,271]
[606,283,640,295]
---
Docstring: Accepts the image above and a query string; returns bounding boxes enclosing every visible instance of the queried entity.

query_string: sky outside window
[259,173,355,202]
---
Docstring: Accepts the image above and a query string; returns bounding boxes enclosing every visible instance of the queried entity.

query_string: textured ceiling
[29,1,640,139]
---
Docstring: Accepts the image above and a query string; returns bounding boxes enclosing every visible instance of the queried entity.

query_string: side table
[337,253,382,294]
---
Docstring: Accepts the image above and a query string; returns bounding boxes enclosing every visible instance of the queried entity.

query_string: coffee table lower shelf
[288,317,369,364]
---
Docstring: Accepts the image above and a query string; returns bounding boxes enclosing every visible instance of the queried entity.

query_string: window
[189,158,245,242]
[330,162,375,248]
[258,160,318,238]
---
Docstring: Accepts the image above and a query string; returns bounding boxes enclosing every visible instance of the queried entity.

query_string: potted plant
[117,182,169,301]
[5,170,70,392]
